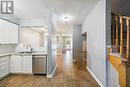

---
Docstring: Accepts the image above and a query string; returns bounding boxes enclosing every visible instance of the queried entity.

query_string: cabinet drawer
[0,56,9,79]
[0,60,8,65]
[0,62,9,68]
[0,67,9,78]
[0,57,9,62]
[0,57,9,69]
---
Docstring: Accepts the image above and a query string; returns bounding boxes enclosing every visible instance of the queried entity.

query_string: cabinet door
[8,23,19,44]
[22,56,32,73]
[0,56,9,78]
[0,19,19,44]
[0,19,9,43]
[10,55,22,73]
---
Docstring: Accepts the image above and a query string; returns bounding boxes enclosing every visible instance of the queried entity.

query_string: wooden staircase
[75,49,87,69]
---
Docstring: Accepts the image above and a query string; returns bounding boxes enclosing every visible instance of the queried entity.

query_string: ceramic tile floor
[0,51,99,87]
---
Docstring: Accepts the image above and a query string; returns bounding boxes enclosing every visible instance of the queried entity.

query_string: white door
[10,55,22,73]
[22,56,32,73]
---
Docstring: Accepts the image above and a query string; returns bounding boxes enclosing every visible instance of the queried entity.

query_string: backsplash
[0,44,17,54]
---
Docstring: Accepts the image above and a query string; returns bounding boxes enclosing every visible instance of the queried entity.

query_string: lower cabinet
[10,55,32,74]
[22,56,32,73]
[0,56,9,79]
[0,55,32,79]
[10,55,22,73]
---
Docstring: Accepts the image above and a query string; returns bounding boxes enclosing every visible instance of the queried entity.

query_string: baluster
[126,19,129,59]
[112,27,115,45]
[116,16,118,48]
[120,16,123,55]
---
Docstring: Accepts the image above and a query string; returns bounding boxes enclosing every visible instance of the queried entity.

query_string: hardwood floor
[0,51,99,87]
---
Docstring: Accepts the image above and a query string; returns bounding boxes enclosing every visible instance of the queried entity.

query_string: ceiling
[14,0,99,33]
[112,0,130,16]
[43,0,99,24]
[15,0,49,19]
[43,0,99,33]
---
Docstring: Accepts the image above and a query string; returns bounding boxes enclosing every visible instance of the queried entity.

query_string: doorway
[82,32,87,68]
[74,32,87,69]
[57,34,72,55]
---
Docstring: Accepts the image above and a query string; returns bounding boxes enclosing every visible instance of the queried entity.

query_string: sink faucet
[26,44,32,51]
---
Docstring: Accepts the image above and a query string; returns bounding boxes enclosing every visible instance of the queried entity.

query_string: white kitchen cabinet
[0,56,9,79]
[10,55,22,73]
[0,19,9,43]
[8,23,19,44]
[0,19,19,44]
[22,56,32,73]
[10,55,32,74]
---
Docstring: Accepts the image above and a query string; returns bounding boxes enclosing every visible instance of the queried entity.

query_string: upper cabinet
[8,21,19,44]
[0,19,19,44]
[0,19,9,43]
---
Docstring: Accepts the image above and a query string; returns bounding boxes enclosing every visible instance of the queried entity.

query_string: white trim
[47,74,52,78]
[87,67,104,87]
[47,65,57,78]
[57,53,61,55]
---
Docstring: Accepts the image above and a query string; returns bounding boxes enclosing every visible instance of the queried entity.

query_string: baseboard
[0,74,10,81]
[47,65,57,78]
[87,67,104,87]
[10,73,33,76]
[57,53,61,56]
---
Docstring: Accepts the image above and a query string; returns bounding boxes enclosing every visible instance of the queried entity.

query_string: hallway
[54,50,100,87]
[0,51,99,87]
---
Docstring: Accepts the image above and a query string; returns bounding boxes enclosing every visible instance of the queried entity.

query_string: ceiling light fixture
[64,16,70,23]
[60,15,73,23]
[64,16,69,20]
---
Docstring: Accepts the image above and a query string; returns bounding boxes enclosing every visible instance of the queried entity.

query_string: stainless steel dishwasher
[33,55,47,74]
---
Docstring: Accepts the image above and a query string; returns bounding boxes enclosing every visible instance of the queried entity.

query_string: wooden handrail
[122,16,130,19]
[111,13,130,19]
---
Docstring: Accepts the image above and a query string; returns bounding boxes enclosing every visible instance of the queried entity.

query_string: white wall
[21,28,42,48]
[107,61,120,87]
[47,11,57,75]
[82,0,107,86]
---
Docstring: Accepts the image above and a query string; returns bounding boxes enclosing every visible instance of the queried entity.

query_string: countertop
[0,52,47,57]
[0,52,14,57]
